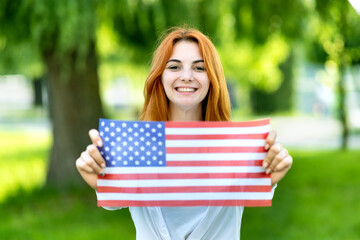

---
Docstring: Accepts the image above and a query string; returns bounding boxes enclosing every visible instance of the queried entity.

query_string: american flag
[97,118,272,207]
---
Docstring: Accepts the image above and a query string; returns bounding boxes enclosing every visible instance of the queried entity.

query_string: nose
[180,68,193,81]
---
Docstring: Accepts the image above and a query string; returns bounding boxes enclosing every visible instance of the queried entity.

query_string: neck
[168,104,203,121]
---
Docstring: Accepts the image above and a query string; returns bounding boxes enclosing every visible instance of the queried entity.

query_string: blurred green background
[0,0,360,239]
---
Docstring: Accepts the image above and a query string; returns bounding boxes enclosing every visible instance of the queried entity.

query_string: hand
[75,129,106,189]
[263,130,293,186]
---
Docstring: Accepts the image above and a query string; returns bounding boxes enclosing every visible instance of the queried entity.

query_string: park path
[271,116,360,150]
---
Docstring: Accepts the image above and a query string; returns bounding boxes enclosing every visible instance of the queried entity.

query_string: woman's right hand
[75,129,106,189]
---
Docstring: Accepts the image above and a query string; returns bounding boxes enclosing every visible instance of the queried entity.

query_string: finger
[81,150,105,176]
[265,130,277,151]
[267,148,288,174]
[263,143,282,170]
[274,155,293,172]
[89,129,103,147]
[76,157,96,174]
[87,144,106,168]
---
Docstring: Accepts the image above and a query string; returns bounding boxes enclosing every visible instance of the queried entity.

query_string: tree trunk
[338,62,349,150]
[44,41,104,189]
[338,3,349,150]
[32,76,44,107]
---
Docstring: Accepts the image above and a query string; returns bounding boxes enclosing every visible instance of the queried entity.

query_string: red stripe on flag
[98,199,272,207]
[97,185,271,194]
[166,146,266,153]
[98,172,268,180]
[165,118,270,128]
[166,133,268,140]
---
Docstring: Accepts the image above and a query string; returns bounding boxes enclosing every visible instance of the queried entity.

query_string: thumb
[89,129,103,147]
[265,130,277,150]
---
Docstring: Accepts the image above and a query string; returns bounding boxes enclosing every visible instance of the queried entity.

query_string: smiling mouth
[176,87,197,92]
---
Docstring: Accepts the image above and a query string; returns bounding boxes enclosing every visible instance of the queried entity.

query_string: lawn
[242,150,360,239]
[1,129,359,239]
[0,129,136,240]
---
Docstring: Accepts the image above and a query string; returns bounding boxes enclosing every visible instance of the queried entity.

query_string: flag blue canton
[98,119,166,167]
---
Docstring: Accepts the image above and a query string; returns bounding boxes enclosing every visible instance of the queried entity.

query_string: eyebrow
[166,59,204,64]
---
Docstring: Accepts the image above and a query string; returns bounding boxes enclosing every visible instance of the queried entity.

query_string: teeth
[177,88,196,92]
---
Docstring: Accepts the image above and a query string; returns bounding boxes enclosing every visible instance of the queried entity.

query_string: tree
[0,0,223,189]
[307,0,360,149]
[0,0,104,188]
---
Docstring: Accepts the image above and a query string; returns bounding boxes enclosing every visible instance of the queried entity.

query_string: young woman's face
[162,41,210,116]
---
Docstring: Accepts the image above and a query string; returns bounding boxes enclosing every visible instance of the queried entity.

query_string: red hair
[139,27,231,121]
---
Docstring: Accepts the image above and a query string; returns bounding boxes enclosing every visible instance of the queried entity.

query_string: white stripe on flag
[166,152,266,161]
[166,139,265,147]
[97,192,273,201]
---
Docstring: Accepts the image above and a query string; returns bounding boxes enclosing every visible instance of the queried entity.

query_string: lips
[175,87,197,92]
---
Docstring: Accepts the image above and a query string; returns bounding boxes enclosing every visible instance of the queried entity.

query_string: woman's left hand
[263,130,293,186]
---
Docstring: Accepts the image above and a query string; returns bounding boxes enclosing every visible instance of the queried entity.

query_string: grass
[242,150,360,239]
[0,128,136,239]
[1,128,360,239]
[0,129,49,202]
[0,188,136,240]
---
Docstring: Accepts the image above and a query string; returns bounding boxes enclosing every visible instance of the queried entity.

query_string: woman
[76,27,293,240]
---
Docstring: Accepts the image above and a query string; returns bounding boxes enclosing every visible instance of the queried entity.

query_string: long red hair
[139,27,231,121]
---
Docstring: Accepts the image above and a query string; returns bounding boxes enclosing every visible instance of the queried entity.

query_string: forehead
[169,41,203,60]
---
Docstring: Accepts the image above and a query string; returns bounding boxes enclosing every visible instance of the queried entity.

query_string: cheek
[161,72,173,86]
[161,74,172,98]
[161,76,170,92]
[201,76,210,93]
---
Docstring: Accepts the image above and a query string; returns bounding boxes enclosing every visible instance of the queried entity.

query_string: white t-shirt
[130,206,243,240]
[104,206,243,240]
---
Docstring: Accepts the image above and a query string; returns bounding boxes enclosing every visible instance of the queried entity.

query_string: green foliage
[218,0,306,113]
[97,0,222,64]
[30,0,97,56]
[232,0,307,43]
[2,0,357,90]
[1,0,358,141]
[0,41,43,77]
[0,0,311,91]
[306,0,360,65]
[250,50,295,114]
[0,0,98,76]
[219,36,290,91]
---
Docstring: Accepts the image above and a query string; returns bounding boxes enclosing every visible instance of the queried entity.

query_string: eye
[167,65,180,71]
[194,66,206,72]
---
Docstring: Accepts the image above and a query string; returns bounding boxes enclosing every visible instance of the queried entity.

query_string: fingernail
[97,140,103,147]
[264,144,269,150]
[101,163,106,168]
[266,168,271,174]
[263,162,268,169]
[99,171,105,177]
